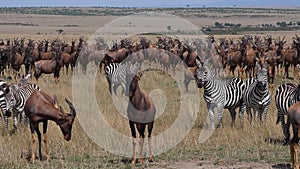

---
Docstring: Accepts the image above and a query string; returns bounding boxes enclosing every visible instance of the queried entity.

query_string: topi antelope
[24,91,76,162]
[125,63,156,165]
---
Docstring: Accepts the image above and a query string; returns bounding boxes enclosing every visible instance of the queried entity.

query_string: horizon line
[0,6,300,9]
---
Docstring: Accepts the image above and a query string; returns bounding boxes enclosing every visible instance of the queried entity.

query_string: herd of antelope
[2,34,300,167]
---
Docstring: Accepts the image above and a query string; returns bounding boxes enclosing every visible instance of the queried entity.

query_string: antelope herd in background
[2,34,300,165]
[0,34,300,84]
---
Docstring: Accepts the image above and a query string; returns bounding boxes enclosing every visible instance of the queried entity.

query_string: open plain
[0,7,300,168]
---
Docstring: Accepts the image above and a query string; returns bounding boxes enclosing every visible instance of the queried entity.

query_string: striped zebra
[0,79,10,129]
[4,82,41,128]
[105,62,127,94]
[275,83,300,145]
[195,60,245,128]
[241,66,271,123]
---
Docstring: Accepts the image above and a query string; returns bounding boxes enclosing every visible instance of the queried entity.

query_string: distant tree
[167,25,172,31]
[214,22,224,28]
[276,22,281,27]
[56,29,64,34]
[276,21,286,27]
[235,23,242,27]
[281,21,287,27]
[205,27,212,32]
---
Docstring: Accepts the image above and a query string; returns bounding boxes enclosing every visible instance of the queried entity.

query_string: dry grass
[0,62,294,168]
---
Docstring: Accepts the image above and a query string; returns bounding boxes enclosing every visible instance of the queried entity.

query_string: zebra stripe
[0,79,9,129]
[105,63,127,94]
[5,83,41,128]
[242,67,271,123]
[275,83,300,144]
[195,64,245,128]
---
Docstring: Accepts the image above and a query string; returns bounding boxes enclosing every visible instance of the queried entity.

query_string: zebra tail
[276,113,280,124]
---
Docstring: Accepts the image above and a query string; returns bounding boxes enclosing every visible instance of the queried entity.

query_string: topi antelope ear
[136,72,143,80]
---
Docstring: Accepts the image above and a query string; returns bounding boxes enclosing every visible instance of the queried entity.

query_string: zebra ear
[196,59,202,67]
[203,59,210,67]
[9,84,19,92]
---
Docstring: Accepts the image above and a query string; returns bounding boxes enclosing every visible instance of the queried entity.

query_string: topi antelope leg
[30,122,36,163]
[34,123,43,160]
[290,142,295,168]
[139,136,145,164]
[148,122,154,162]
[43,120,50,161]
[290,142,299,169]
[137,124,146,164]
[129,121,137,165]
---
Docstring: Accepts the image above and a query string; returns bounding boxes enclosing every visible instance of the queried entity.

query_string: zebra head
[195,59,215,88]
[125,62,141,97]
[3,84,20,112]
[256,66,268,88]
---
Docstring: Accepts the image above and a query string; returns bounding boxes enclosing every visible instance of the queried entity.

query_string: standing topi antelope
[24,90,76,162]
[125,63,156,165]
[287,102,300,169]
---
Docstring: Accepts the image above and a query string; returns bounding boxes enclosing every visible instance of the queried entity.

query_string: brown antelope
[184,66,197,92]
[287,102,300,169]
[24,90,76,162]
[34,49,62,83]
[125,63,156,165]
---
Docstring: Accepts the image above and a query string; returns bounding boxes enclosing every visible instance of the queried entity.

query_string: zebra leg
[253,108,260,122]
[113,84,119,95]
[207,103,215,129]
[20,111,28,127]
[261,106,269,123]
[216,104,224,128]
[239,103,246,127]
[246,107,252,125]
[228,107,236,127]
[4,115,8,130]
[13,110,18,130]
[283,116,291,145]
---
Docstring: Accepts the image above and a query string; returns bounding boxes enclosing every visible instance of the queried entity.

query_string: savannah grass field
[0,7,300,169]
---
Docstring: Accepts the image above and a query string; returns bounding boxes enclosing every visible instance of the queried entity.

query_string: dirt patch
[151,159,289,169]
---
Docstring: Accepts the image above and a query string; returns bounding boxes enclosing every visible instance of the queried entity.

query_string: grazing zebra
[194,60,245,128]
[241,66,271,123]
[105,62,127,94]
[4,82,41,128]
[275,83,300,145]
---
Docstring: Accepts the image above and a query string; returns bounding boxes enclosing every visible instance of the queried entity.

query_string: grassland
[0,6,300,169]
[0,59,295,169]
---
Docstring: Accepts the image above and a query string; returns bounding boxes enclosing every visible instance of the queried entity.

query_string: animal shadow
[265,138,285,145]
[272,163,291,169]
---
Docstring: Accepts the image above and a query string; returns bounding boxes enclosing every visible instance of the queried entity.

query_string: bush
[214,22,224,28]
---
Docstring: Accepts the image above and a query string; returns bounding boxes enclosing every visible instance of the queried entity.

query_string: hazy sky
[0,0,299,8]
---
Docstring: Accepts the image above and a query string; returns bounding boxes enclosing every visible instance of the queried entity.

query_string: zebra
[241,66,272,123]
[4,82,41,129]
[194,60,245,128]
[0,79,10,129]
[105,62,127,94]
[275,83,300,145]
